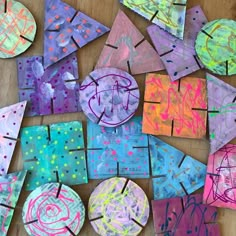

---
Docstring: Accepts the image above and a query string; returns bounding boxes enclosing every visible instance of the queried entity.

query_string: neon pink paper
[204,144,236,210]
[147,6,207,81]
[95,10,164,75]
[0,101,27,175]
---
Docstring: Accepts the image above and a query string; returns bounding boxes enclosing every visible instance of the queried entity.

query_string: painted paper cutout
[143,74,207,139]
[0,101,27,175]
[147,6,207,81]
[22,183,85,236]
[149,136,206,200]
[87,117,149,179]
[95,10,164,75]
[120,0,187,39]
[204,144,236,210]
[17,53,81,117]
[195,19,236,75]
[0,0,37,58]
[20,121,88,191]
[207,73,236,154]
[80,68,140,127]
[88,177,149,236]
[152,194,220,235]
[0,171,27,236]
[44,0,109,68]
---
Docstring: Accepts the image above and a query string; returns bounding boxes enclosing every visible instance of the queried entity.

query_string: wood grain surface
[1,0,235,235]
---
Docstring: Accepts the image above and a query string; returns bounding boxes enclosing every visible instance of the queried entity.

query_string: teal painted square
[87,117,150,179]
[20,121,87,190]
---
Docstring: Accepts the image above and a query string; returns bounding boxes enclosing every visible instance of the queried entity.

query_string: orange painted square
[143,74,207,139]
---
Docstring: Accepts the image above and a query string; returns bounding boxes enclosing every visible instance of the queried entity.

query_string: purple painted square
[152,194,220,236]
[17,53,81,116]
[147,6,207,81]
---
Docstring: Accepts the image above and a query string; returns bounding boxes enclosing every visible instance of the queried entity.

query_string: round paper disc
[195,19,236,75]
[79,68,140,127]
[22,183,85,236]
[88,177,150,236]
[0,0,37,58]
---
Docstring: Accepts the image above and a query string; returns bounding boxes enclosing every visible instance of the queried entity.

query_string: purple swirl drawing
[79,68,140,127]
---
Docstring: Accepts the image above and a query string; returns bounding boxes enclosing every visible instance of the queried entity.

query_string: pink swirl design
[22,183,85,236]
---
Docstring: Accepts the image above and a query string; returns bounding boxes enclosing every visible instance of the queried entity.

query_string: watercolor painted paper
[17,53,81,116]
[0,101,27,175]
[22,183,85,236]
[204,144,236,210]
[152,194,220,235]
[87,117,149,179]
[207,73,236,154]
[0,0,36,58]
[0,171,27,236]
[143,74,207,139]
[80,68,140,127]
[95,10,164,75]
[147,6,207,81]
[20,121,87,191]
[44,0,109,68]
[150,136,206,200]
[120,0,187,39]
[195,19,236,75]
[88,177,149,236]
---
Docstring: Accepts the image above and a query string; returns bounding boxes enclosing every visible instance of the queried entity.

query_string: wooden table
[1,0,235,235]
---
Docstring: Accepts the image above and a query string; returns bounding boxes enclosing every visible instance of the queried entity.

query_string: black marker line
[124,87,139,92]
[56,183,62,198]
[89,75,99,86]
[178,154,186,168]
[134,38,145,48]
[20,35,33,43]
[127,60,132,75]
[171,120,174,136]
[131,218,144,228]
[24,219,38,225]
[133,146,149,149]
[178,80,181,92]
[233,96,236,103]
[47,125,51,141]
[144,101,161,104]
[226,60,229,76]
[207,172,220,177]
[173,3,186,6]
[105,44,118,49]
[3,136,19,141]
[121,178,129,194]
[179,182,188,195]
[117,162,120,177]
[71,36,80,48]
[70,11,78,23]
[193,55,202,69]
[55,171,60,183]
[160,49,174,57]
[97,111,105,124]
[201,30,213,39]
[0,203,15,210]
[50,98,54,114]
[65,226,76,236]
[150,10,159,22]
[89,216,104,222]
[4,0,7,13]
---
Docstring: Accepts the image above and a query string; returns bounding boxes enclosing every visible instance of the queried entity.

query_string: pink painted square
[204,144,236,210]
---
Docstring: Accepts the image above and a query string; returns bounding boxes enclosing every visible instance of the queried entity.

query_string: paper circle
[79,68,140,127]
[195,19,236,75]
[88,177,150,236]
[0,0,37,58]
[22,183,85,236]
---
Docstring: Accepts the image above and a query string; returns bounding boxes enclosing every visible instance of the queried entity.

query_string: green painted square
[20,121,88,190]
